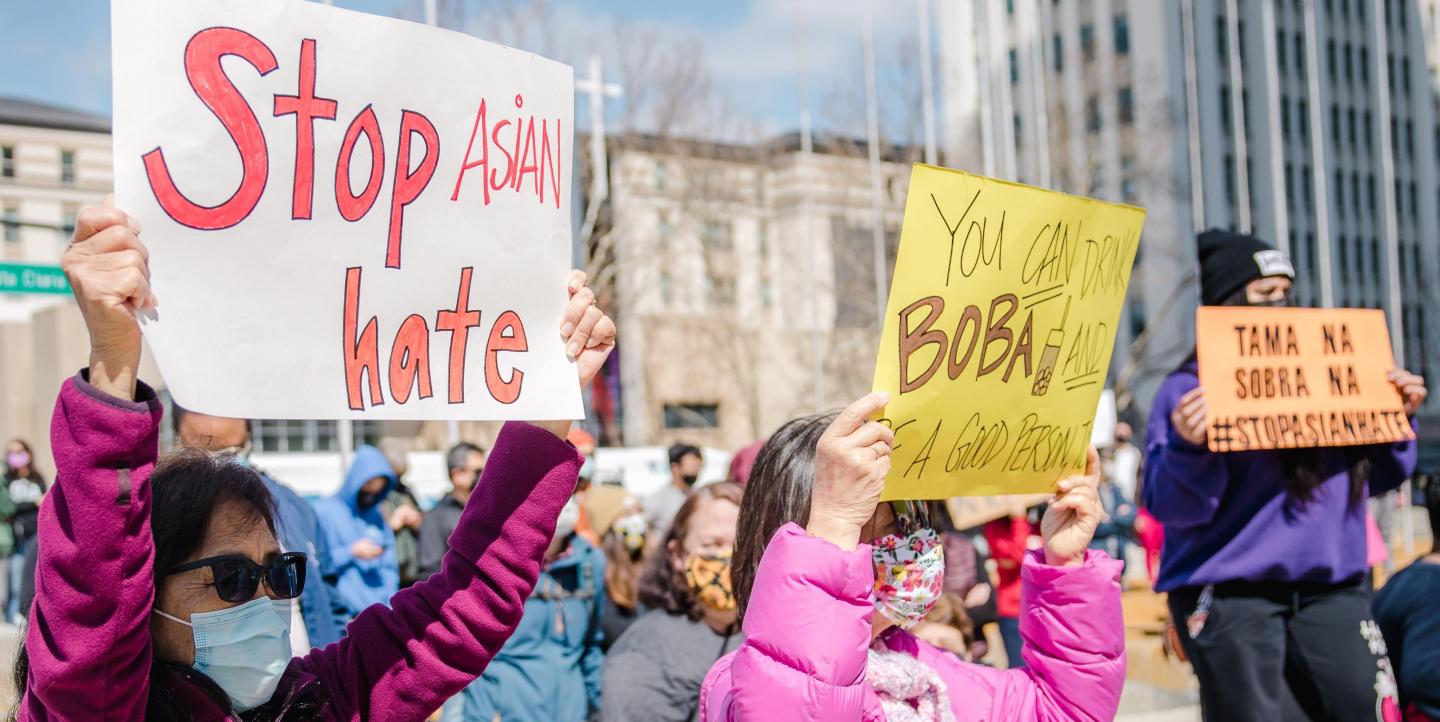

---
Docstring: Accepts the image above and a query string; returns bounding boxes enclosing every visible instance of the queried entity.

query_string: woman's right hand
[1169,387,1208,446]
[806,392,892,551]
[61,196,154,401]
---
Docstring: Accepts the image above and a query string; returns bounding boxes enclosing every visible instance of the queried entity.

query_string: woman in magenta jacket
[700,393,1127,722]
[15,199,616,721]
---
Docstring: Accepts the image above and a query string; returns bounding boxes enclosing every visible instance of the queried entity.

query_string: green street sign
[0,263,69,295]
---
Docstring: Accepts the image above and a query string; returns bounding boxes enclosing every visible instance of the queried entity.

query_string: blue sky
[0,0,924,141]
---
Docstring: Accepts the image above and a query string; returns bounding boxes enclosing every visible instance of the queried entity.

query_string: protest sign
[1195,307,1413,452]
[945,494,1051,531]
[111,0,581,420]
[872,165,1143,500]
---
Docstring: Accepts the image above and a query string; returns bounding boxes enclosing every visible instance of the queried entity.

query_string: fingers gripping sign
[1040,445,1103,567]
[63,194,157,401]
[807,392,894,551]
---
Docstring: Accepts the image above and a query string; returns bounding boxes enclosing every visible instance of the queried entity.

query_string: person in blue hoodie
[444,493,605,722]
[314,445,400,625]
[1145,229,1427,722]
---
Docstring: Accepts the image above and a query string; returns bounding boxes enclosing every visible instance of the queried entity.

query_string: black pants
[1168,579,1398,722]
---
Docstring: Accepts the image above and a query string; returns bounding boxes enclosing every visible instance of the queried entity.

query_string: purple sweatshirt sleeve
[1363,417,1419,496]
[21,373,164,722]
[1142,371,1231,529]
[292,421,581,722]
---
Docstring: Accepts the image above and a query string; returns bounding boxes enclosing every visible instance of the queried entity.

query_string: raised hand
[1170,387,1209,447]
[534,270,617,440]
[1040,446,1103,567]
[1387,369,1427,416]
[61,195,154,401]
[805,392,893,551]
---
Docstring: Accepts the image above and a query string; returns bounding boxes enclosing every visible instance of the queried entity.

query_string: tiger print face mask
[684,552,736,613]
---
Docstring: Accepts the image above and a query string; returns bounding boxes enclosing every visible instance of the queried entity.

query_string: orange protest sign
[1195,307,1414,453]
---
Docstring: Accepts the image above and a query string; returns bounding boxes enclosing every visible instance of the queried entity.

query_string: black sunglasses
[167,552,307,603]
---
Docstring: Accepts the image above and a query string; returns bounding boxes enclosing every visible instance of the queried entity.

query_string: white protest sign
[111,0,582,420]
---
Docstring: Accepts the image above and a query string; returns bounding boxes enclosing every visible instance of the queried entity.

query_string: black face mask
[680,474,699,487]
[358,491,382,509]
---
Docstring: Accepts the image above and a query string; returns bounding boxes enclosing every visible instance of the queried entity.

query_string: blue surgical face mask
[154,597,292,711]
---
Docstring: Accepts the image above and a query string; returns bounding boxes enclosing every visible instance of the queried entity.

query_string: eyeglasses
[166,552,307,603]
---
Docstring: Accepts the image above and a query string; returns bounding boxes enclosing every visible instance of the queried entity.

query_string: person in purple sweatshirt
[1144,229,1428,722]
[13,197,616,722]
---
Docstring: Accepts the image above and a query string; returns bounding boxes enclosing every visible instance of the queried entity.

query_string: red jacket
[984,516,1032,619]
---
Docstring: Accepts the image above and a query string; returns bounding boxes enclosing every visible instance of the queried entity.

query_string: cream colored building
[0,98,124,485]
[603,133,912,449]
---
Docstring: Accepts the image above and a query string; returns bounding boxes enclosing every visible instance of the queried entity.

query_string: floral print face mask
[872,527,945,629]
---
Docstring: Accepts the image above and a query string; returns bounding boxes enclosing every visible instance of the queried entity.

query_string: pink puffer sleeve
[918,548,1125,722]
[711,523,875,721]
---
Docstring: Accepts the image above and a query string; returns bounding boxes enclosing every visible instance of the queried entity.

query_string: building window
[663,403,719,430]
[1302,166,1314,210]
[1335,170,1345,215]
[1348,108,1357,148]
[1053,34,1064,72]
[61,204,78,241]
[1013,113,1023,138]
[1331,105,1341,145]
[1276,30,1287,71]
[2,205,18,243]
[1360,50,1369,87]
[1298,99,1309,139]
[1216,17,1227,60]
[1285,163,1295,210]
[1365,111,1374,149]
[1344,43,1353,84]
[1009,49,1020,85]
[1327,40,1336,81]
[702,220,733,251]
[1119,86,1134,125]
[0,146,13,178]
[1402,59,1411,95]
[60,150,75,185]
[654,162,667,193]
[1114,15,1130,55]
[1295,34,1306,79]
[1221,85,1233,135]
[1086,96,1102,133]
[250,419,364,453]
[1281,100,1291,136]
[1120,155,1136,202]
[1224,155,1237,206]
[1368,174,1377,213]
[1081,24,1095,62]
[705,273,735,306]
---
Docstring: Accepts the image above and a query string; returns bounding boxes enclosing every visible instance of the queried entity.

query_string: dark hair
[601,530,643,611]
[446,442,486,473]
[1279,448,1368,510]
[637,481,744,621]
[731,413,833,622]
[13,451,283,719]
[668,444,702,467]
[3,438,43,486]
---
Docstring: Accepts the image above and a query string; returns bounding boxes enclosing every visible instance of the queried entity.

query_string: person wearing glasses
[14,198,616,721]
[699,394,1127,722]
[171,406,346,653]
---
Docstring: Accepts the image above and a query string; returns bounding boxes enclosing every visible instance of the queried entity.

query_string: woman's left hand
[1039,446,1103,567]
[534,270,616,439]
[1387,369,1427,416]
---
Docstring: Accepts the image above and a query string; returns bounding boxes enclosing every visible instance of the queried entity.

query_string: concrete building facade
[939,0,1440,462]
[601,134,910,450]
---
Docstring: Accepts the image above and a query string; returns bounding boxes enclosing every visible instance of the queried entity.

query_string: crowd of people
[3,201,1438,722]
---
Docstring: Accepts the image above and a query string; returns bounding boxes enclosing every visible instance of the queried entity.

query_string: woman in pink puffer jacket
[700,393,1126,722]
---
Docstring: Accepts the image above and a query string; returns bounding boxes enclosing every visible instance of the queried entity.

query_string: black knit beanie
[1196,228,1295,305]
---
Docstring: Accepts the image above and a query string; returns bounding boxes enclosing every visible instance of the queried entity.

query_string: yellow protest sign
[872,165,1144,499]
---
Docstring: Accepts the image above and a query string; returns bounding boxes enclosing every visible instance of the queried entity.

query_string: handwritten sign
[872,165,1143,499]
[1196,307,1413,452]
[945,494,1050,531]
[111,0,581,420]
